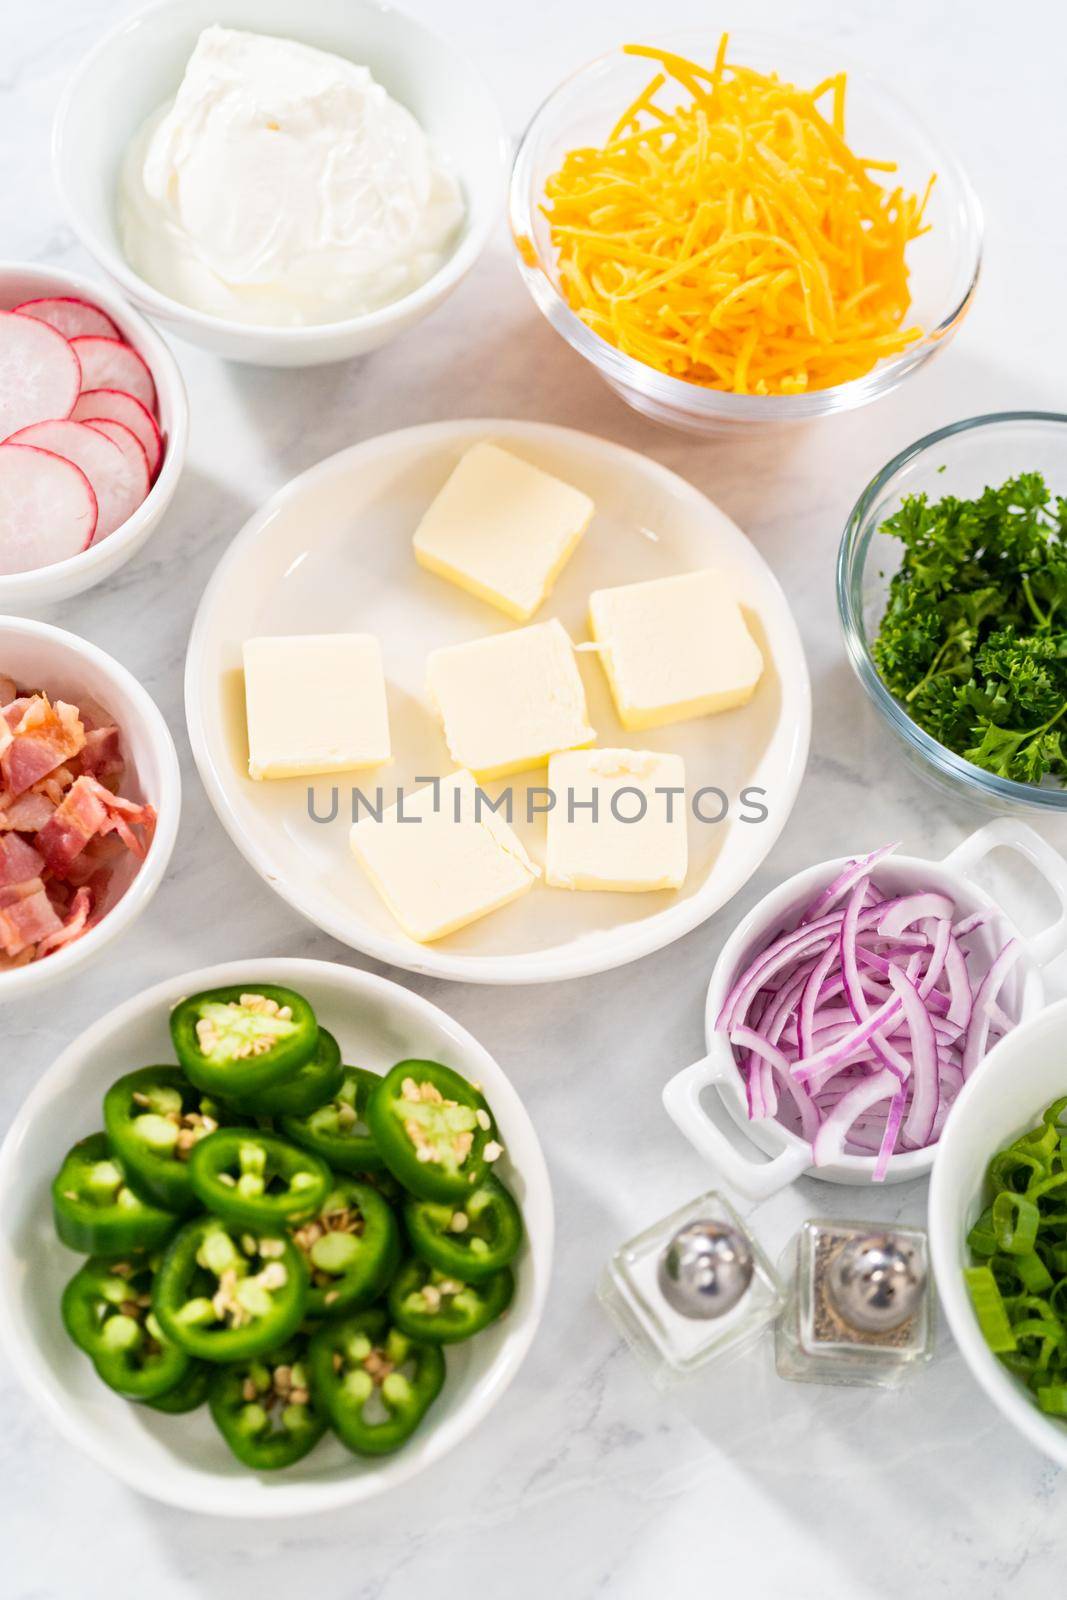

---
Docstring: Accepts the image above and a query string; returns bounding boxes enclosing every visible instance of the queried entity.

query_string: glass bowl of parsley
[838,411,1067,811]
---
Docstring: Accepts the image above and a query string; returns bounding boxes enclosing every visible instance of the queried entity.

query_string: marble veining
[2,0,1067,1595]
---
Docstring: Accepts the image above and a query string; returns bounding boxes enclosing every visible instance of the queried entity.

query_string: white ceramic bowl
[53,0,507,367]
[0,616,180,1000]
[0,262,187,609]
[0,958,553,1515]
[930,997,1067,1466]
[184,418,811,984]
[663,820,1067,1198]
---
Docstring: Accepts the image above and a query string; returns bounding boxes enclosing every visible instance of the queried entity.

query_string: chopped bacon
[0,831,44,886]
[32,764,76,808]
[0,678,153,968]
[63,834,120,888]
[78,725,124,785]
[0,883,62,956]
[1,697,86,798]
[35,777,110,877]
[35,775,155,877]
[0,792,56,832]
[35,886,93,959]
[0,875,45,909]
[1,697,32,731]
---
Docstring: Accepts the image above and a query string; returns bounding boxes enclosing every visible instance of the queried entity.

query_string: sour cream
[119,27,465,327]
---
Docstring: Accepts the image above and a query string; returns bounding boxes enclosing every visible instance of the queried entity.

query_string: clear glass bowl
[838,412,1067,813]
[509,30,982,435]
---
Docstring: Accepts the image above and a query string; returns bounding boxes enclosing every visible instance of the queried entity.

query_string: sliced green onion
[1037,1385,1067,1415]
[993,1191,1040,1254]
[964,1266,1017,1353]
[1015,1251,1054,1294]
[967,1206,998,1257]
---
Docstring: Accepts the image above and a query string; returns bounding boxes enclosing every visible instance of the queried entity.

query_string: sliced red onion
[953,907,994,938]
[812,1068,899,1166]
[718,844,1022,1182]
[800,843,898,925]
[798,942,838,1058]
[942,936,973,1028]
[717,916,840,1032]
[888,964,940,1147]
[792,991,903,1083]
[874,1087,907,1181]
[729,1027,784,1119]
[963,940,1022,1078]
[877,893,955,938]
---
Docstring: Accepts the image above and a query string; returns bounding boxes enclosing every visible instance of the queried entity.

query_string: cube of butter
[413,442,594,622]
[588,569,763,731]
[545,749,688,892]
[243,634,390,781]
[426,618,595,781]
[350,770,538,942]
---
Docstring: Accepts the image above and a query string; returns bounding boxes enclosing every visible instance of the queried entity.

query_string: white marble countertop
[4,0,1067,1594]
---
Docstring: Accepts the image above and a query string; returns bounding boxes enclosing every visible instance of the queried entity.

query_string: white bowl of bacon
[663,821,1067,1198]
[0,617,180,996]
[0,262,187,610]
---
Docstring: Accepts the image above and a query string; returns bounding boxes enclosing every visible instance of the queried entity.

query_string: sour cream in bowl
[120,26,465,328]
[54,0,507,366]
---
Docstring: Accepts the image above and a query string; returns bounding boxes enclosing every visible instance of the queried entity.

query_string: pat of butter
[413,442,594,622]
[350,769,538,942]
[545,748,688,892]
[426,618,595,781]
[589,569,763,731]
[243,633,390,781]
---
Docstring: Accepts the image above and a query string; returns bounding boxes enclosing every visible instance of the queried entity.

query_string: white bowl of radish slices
[0,263,186,610]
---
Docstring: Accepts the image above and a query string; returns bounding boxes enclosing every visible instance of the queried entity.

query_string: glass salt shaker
[775,1219,935,1388]
[598,1191,783,1389]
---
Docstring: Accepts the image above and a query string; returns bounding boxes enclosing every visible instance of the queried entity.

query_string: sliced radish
[71,389,162,480]
[13,297,120,341]
[0,444,97,573]
[84,419,151,493]
[69,337,156,415]
[0,312,81,440]
[6,420,146,540]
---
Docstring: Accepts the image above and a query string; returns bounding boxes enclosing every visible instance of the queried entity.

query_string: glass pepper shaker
[598,1191,783,1389]
[775,1218,935,1388]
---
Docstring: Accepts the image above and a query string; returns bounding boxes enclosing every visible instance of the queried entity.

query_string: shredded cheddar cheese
[541,36,935,396]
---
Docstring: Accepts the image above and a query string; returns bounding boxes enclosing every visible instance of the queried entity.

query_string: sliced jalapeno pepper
[236,1029,343,1118]
[61,1255,191,1400]
[291,1178,400,1318]
[144,1360,213,1413]
[153,1216,308,1362]
[103,1067,244,1214]
[404,1174,523,1283]
[209,1336,326,1469]
[387,1257,514,1344]
[358,1165,405,1205]
[280,1065,384,1172]
[309,1309,444,1456]
[52,1133,178,1256]
[366,1061,501,1202]
[188,1130,331,1230]
[171,985,318,1099]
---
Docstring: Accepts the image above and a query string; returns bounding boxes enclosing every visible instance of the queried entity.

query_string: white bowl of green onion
[930,996,1067,1464]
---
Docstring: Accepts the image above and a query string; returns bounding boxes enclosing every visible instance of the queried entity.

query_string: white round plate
[186,421,810,982]
[0,958,553,1516]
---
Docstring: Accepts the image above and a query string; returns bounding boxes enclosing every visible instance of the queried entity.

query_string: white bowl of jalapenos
[0,958,553,1515]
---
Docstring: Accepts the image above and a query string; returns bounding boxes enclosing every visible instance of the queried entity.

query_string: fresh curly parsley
[872,472,1067,785]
